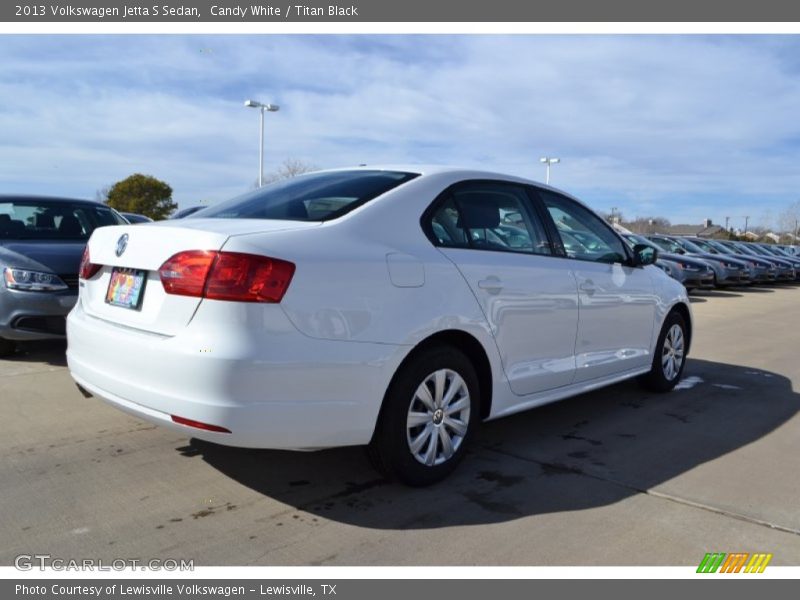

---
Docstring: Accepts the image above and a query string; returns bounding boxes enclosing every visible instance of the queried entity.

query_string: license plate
[105,268,147,310]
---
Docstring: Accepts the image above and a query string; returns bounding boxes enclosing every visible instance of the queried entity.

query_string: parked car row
[634,233,800,290]
[621,234,716,292]
[774,244,800,257]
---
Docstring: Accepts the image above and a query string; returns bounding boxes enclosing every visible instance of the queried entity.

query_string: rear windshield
[0,200,126,240]
[196,170,419,222]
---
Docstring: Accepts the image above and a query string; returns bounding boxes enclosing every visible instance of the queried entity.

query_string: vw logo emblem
[115,233,129,257]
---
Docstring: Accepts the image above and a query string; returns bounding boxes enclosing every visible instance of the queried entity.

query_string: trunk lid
[79,220,318,336]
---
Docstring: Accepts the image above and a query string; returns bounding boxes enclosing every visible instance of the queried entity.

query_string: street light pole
[744,215,750,239]
[258,107,264,187]
[244,99,280,187]
[539,156,560,185]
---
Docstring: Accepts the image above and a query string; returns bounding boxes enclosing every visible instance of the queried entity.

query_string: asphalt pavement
[2,284,799,565]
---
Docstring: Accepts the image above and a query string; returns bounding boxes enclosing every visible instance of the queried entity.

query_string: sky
[1,34,800,228]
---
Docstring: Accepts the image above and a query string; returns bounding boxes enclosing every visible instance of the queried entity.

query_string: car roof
[308,164,600,215]
[319,164,558,189]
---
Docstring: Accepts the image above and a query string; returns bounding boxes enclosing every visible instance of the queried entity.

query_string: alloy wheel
[661,324,685,381]
[406,368,471,466]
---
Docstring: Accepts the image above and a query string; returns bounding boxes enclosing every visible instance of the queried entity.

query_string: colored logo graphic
[697,552,772,573]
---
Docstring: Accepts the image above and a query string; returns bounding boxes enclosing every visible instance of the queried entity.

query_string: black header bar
[3,0,800,22]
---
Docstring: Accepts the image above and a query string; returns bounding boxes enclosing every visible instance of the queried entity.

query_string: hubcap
[406,368,471,467]
[661,324,685,381]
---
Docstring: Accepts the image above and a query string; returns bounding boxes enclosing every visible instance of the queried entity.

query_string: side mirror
[632,244,658,267]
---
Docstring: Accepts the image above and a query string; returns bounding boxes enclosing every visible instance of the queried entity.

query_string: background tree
[622,216,671,234]
[103,174,177,220]
[758,209,775,233]
[253,158,318,188]
[95,185,110,203]
[600,209,625,225]
[778,200,800,240]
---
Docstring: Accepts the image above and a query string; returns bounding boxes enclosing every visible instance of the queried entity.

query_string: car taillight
[158,251,295,303]
[204,252,295,302]
[79,246,102,279]
[159,250,216,297]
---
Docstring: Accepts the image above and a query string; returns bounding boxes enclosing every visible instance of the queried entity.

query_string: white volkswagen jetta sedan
[67,167,691,485]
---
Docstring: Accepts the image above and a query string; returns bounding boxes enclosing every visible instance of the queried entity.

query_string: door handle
[478,277,503,292]
[579,280,596,295]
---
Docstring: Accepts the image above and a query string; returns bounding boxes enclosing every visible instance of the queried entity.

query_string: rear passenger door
[426,181,579,395]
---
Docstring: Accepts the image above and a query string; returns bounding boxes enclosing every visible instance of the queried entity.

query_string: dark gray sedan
[0,195,126,356]
[623,233,714,291]
[688,237,779,284]
[646,234,751,286]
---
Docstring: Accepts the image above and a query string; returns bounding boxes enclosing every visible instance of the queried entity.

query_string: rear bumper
[67,300,407,450]
[0,288,77,340]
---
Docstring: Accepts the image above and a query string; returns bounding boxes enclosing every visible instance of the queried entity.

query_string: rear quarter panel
[219,172,511,412]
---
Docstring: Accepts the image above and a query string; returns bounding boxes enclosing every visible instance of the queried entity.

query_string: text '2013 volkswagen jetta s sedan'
[67,167,692,485]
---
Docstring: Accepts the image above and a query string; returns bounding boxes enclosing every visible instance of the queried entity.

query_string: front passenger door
[536,189,659,383]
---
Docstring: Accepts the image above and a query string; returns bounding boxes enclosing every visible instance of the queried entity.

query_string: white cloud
[1,35,799,227]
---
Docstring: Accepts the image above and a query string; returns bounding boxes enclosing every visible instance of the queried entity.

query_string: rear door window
[426,182,552,255]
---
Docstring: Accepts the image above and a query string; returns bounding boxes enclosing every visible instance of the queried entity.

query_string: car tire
[639,310,688,393]
[0,337,15,358]
[368,345,479,486]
